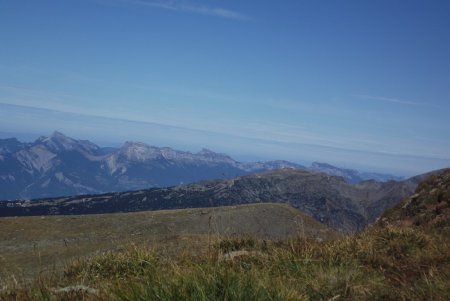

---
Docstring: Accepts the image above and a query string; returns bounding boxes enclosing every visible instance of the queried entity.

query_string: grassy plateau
[1,185,450,301]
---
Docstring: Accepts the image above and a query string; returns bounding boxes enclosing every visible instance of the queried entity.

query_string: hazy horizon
[1,125,447,178]
[1,0,449,177]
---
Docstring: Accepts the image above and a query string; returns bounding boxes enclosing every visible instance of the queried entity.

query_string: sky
[1,0,449,176]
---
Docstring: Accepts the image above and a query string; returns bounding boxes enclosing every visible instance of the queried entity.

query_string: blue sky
[1,0,449,176]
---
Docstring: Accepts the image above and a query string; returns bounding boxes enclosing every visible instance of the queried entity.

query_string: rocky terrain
[0,132,304,200]
[377,168,450,230]
[0,168,432,232]
[0,132,404,201]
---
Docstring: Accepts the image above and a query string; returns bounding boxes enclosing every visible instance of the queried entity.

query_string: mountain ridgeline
[0,168,431,232]
[0,132,401,201]
[0,132,305,200]
[310,162,404,183]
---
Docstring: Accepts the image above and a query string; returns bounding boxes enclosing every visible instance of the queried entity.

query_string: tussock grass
[0,203,338,280]
[1,226,449,301]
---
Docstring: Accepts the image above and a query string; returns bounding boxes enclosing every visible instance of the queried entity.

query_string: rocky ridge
[0,132,404,201]
[0,168,429,232]
[377,168,450,230]
[0,132,304,200]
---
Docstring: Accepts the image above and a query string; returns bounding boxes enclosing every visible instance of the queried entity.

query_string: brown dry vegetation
[1,226,449,301]
[2,173,450,301]
[379,169,450,231]
[0,203,337,280]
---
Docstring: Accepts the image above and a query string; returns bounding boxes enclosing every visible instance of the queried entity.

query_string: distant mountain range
[0,131,304,200]
[0,131,401,200]
[0,168,433,232]
[310,162,404,183]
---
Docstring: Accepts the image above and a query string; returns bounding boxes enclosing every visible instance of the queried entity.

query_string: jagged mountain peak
[0,131,407,201]
[51,130,66,138]
[123,141,149,147]
[197,148,233,161]
[121,141,164,151]
[198,148,214,155]
[118,141,162,161]
[197,148,224,157]
[36,131,70,143]
[34,131,99,154]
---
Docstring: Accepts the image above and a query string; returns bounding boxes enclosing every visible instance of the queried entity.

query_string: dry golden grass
[3,202,448,300]
[0,203,337,280]
[1,226,449,301]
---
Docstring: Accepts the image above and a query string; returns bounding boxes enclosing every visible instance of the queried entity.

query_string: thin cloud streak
[0,98,347,150]
[2,84,449,160]
[352,94,441,108]
[122,0,252,20]
[4,100,449,161]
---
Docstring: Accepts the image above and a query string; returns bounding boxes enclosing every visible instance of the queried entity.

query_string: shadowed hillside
[1,170,450,300]
[378,168,450,230]
[0,169,429,232]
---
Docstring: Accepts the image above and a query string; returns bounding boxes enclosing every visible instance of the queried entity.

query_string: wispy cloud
[0,89,384,155]
[121,0,252,20]
[0,86,416,156]
[352,94,440,108]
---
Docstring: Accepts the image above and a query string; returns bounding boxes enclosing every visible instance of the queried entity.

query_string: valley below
[1,133,449,300]
[0,169,449,300]
[0,168,429,232]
